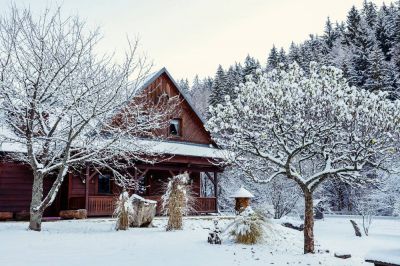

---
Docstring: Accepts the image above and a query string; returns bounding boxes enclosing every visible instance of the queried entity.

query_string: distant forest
[178,0,400,118]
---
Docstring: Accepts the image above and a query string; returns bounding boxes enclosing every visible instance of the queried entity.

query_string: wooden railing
[85,196,217,217]
[88,196,115,216]
[193,197,217,213]
[144,196,217,215]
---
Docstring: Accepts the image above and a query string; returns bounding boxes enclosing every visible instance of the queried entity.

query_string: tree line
[179,0,400,116]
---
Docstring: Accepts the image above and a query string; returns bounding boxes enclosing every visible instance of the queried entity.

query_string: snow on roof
[230,187,255,198]
[0,122,27,153]
[0,68,220,158]
[137,139,226,159]
[0,135,227,160]
[0,142,27,153]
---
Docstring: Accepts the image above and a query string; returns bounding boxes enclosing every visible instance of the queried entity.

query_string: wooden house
[0,68,224,218]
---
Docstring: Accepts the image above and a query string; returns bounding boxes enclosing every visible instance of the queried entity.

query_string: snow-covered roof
[0,136,227,160]
[0,68,223,160]
[0,142,26,153]
[230,187,255,198]
[137,139,226,159]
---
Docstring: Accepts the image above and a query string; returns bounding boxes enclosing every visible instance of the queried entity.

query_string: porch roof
[137,139,226,159]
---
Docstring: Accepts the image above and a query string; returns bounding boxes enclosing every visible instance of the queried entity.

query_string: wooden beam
[138,169,148,179]
[85,165,90,211]
[88,171,97,181]
[136,164,222,173]
[214,172,218,212]
[205,172,215,185]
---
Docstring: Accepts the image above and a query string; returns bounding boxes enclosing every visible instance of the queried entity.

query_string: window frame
[169,118,182,137]
[97,174,112,195]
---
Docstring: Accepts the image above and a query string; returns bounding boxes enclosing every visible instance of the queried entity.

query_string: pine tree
[375,4,394,61]
[345,6,362,45]
[267,45,279,71]
[232,63,244,85]
[288,42,302,64]
[226,66,237,98]
[209,65,228,108]
[390,1,400,74]
[243,55,261,82]
[323,17,339,50]
[278,48,288,68]
[348,18,375,88]
[177,78,190,92]
[362,0,378,28]
[365,43,391,92]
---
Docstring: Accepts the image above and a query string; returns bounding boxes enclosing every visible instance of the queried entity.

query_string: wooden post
[134,168,138,194]
[214,172,218,212]
[85,165,89,211]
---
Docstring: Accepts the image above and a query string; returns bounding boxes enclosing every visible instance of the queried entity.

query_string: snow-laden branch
[207,62,400,192]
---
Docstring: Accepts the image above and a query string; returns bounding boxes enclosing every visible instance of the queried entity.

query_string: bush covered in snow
[162,173,194,231]
[226,207,267,244]
[114,192,134,230]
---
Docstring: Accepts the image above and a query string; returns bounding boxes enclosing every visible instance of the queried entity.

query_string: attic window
[169,119,181,136]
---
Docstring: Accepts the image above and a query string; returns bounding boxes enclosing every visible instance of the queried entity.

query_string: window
[98,175,111,194]
[169,119,181,136]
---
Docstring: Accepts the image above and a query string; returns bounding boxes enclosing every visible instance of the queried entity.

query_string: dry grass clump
[228,207,265,244]
[162,172,194,231]
[114,191,134,230]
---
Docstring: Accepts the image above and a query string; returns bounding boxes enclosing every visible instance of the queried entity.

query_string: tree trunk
[303,190,315,254]
[29,173,44,231]
[29,210,43,231]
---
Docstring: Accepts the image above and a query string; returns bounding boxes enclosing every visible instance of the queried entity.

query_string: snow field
[0,216,398,266]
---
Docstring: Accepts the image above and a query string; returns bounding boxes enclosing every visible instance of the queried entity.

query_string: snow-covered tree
[243,55,261,82]
[267,45,279,71]
[209,65,228,109]
[0,6,177,231]
[207,62,400,253]
[323,17,339,50]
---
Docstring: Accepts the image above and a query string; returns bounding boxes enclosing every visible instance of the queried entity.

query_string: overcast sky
[0,0,391,80]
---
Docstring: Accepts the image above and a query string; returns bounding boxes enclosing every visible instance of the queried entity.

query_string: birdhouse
[230,187,254,213]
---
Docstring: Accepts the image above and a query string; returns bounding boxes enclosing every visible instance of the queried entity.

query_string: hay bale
[59,209,87,219]
[114,192,134,230]
[162,173,193,231]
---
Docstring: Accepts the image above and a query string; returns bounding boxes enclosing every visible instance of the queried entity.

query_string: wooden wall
[141,73,212,145]
[0,162,63,216]
[0,162,33,213]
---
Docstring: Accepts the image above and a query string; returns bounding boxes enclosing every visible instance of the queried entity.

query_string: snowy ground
[0,215,398,266]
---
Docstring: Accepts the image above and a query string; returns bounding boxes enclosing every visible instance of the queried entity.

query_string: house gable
[139,68,212,145]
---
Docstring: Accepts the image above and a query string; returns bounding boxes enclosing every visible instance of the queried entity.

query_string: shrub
[228,207,265,244]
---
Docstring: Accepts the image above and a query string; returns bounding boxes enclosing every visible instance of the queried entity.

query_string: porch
[66,163,222,217]
[83,195,217,216]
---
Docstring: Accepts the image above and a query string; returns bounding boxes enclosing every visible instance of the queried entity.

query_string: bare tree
[207,63,400,253]
[267,178,301,219]
[0,6,177,231]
